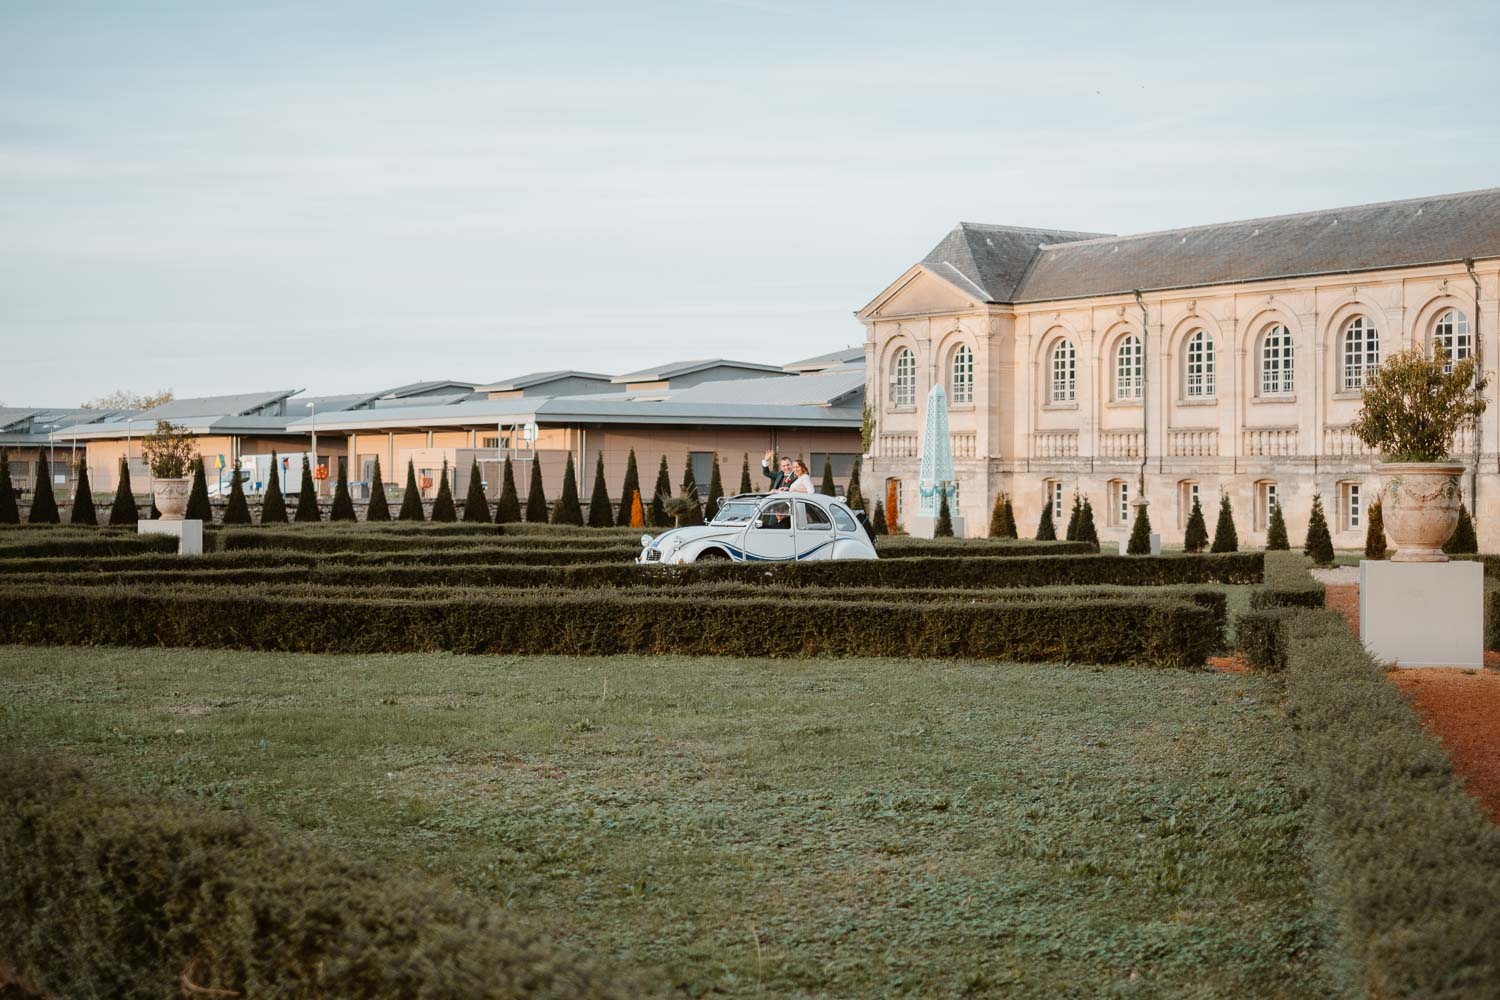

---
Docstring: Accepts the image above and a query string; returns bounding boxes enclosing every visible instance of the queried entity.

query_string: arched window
[950,345,973,405]
[1114,335,1142,400]
[1050,339,1076,403]
[1433,309,1471,373]
[1342,316,1379,390]
[1184,330,1215,398]
[1260,325,1294,395]
[891,348,916,407]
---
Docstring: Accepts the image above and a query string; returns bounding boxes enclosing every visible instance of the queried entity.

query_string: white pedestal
[909,515,966,539]
[1118,533,1162,556]
[1360,560,1482,668]
[139,519,204,556]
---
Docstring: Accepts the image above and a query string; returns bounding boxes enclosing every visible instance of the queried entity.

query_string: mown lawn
[0,646,1332,997]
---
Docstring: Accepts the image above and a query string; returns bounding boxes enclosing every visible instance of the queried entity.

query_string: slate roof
[611,359,787,384]
[782,347,865,373]
[920,223,1111,302]
[477,370,615,392]
[133,390,299,421]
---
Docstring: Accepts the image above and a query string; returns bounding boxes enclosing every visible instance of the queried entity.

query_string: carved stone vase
[1377,462,1466,562]
[151,477,192,521]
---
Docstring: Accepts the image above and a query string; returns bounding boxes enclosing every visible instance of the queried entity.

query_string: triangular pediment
[858,265,984,321]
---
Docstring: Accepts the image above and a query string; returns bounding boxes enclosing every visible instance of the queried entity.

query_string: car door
[749,498,797,561]
[794,500,835,559]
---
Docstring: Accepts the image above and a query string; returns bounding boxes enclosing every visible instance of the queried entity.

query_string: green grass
[0,646,1332,997]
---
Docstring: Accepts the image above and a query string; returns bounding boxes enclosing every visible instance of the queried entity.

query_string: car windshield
[712,501,759,524]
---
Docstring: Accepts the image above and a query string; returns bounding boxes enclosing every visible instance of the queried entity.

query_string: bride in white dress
[786,459,815,494]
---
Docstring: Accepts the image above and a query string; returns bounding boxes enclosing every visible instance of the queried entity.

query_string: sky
[3,0,1499,406]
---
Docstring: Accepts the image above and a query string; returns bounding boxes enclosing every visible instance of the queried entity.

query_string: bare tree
[80,388,174,411]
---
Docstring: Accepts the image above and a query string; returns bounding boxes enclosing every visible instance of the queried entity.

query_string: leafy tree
[1078,497,1099,550]
[1210,493,1238,553]
[1035,498,1055,541]
[1064,491,1082,542]
[628,489,645,529]
[365,457,390,522]
[934,490,954,537]
[223,465,251,525]
[330,457,358,521]
[550,453,583,525]
[872,498,888,536]
[185,457,212,522]
[1265,501,1289,551]
[820,456,836,497]
[431,460,458,522]
[293,456,321,522]
[1000,494,1018,539]
[260,452,288,524]
[462,458,492,523]
[398,460,425,522]
[495,456,521,523]
[739,454,754,495]
[676,455,703,526]
[615,450,640,527]
[704,454,724,521]
[1444,501,1478,555]
[649,455,671,527]
[989,493,1006,538]
[587,453,614,527]
[1183,495,1209,553]
[1126,497,1152,555]
[0,452,18,525]
[80,387,174,411]
[846,458,864,511]
[28,463,59,524]
[1352,345,1489,461]
[1364,497,1387,559]
[1304,493,1335,564]
[108,458,139,526]
[69,461,98,526]
[524,459,548,522]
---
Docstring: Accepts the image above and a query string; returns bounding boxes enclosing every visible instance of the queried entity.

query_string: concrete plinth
[1118,533,1162,556]
[139,519,204,556]
[1360,559,1482,667]
[909,515,966,539]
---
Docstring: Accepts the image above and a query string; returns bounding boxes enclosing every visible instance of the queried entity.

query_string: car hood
[644,525,743,550]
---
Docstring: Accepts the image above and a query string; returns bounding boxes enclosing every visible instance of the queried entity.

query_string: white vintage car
[638,492,878,564]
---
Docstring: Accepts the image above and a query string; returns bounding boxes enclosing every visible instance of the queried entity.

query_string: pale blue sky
[3,1,1498,404]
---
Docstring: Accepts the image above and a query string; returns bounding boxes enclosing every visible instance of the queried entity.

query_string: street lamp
[306,402,318,495]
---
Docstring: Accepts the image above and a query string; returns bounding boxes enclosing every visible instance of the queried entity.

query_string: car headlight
[641,533,654,548]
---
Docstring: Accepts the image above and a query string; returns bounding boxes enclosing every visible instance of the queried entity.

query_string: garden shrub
[1183,495,1208,553]
[330,457,358,522]
[223,467,252,525]
[430,460,458,522]
[550,454,583,526]
[884,481,899,534]
[616,451,641,527]
[462,458,492,524]
[846,457,863,511]
[495,456,521,524]
[872,499,886,536]
[819,456,835,498]
[649,456,670,528]
[1125,497,1151,555]
[737,453,753,497]
[525,459,548,523]
[108,458,139,526]
[988,493,1005,538]
[293,457,320,522]
[0,451,19,525]
[1000,494,1018,539]
[706,454,725,519]
[260,452,288,524]
[676,456,702,526]
[1249,551,1326,610]
[1364,497,1387,559]
[0,534,177,559]
[1303,493,1334,565]
[27,465,59,524]
[1234,608,1294,672]
[1443,502,1478,555]
[1210,493,1237,553]
[69,462,97,526]
[1266,501,1289,551]
[1035,499,1055,541]
[185,458,212,522]
[1064,491,1081,541]
[587,453,613,527]
[366,456,391,522]
[934,492,953,537]
[1077,498,1098,550]
[398,460,425,522]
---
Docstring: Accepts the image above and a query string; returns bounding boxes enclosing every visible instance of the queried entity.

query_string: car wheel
[695,548,730,561]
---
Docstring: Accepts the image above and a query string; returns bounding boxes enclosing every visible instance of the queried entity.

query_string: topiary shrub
[260,453,288,524]
[587,453,613,527]
[185,457,212,522]
[615,450,640,527]
[873,499,887,536]
[1443,501,1478,555]
[495,456,521,524]
[0,452,19,525]
[1364,497,1387,559]
[330,458,357,522]
[1077,497,1099,550]
[628,489,644,529]
[705,454,725,521]
[524,458,548,523]
[550,453,583,526]
[28,463,59,524]
[1210,493,1238,553]
[365,456,390,522]
[1064,491,1082,542]
[430,460,457,522]
[398,460,425,522]
[847,457,864,511]
[108,458,139,526]
[1183,495,1208,553]
[737,453,753,496]
[884,479,900,534]
[69,461,97,526]
[677,456,703,525]
[649,456,670,528]
[1001,494,1018,539]
[1303,493,1334,565]
[1235,608,1293,672]
[1266,500,1289,551]
[934,491,953,537]
[989,493,1006,538]
[462,459,492,523]
[1126,497,1152,555]
[223,466,252,525]
[293,457,321,522]
[820,456,836,497]
[1035,498,1056,541]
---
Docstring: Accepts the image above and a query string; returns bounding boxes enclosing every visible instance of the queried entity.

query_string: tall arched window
[1433,309,1471,373]
[1050,339,1076,403]
[891,348,916,407]
[1342,316,1379,390]
[949,345,973,404]
[1260,325,1294,395]
[1184,330,1215,397]
[1114,335,1142,400]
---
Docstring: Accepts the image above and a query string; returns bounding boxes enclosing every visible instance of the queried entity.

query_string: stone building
[859,188,1500,546]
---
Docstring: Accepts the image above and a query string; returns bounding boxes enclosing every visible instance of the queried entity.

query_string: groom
[762,450,793,491]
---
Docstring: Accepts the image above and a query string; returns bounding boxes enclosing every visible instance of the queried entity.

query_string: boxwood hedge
[1249,551,1326,609]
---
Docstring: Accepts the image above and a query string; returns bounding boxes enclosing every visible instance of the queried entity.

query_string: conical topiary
[679,455,703,524]
[847,458,864,510]
[108,458,139,526]
[261,452,288,524]
[1210,493,1238,553]
[524,458,548,522]
[820,456,836,497]
[616,450,640,527]
[1064,491,1082,542]
[1265,501,1289,551]
[69,461,97,526]
[330,457,357,521]
[1183,495,1209,553]
[738,453,753,496]
[223,465,252,525]
[1001,494,1018,539]
[705,454,724,521]
[628,489,644,529]
[185,457,212,522]
[0,452,19,525]
[1036,498,1056,541]
[551,453,583,526]
[934,490,954,537]
[650,456,671,527]
[1126,497,1152,555]
[398,460,425,522]
[884,479,899,534]
[431,460,457,522]
[1444,501,1478,555]
[1078,497,1099,550]
[989,493,1006,538]
[873,498,888,536]
[462,458,492,523]
[293,456,320,522]
[1365,497,1388,559]
[366,457,390,522]
[495,456,521,523]
[587,453,613,527]
[28,462,58,524]
[1304,493,1334,564]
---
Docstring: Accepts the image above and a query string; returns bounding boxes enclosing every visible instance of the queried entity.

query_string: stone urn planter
[1377,461,1466,562]
[152,477,192,521]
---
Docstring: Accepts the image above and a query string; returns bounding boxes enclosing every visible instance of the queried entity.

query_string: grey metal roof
[133,389,299,421]
[477,370,615,392]
[921,223,1112,302]
[782,347,865,372]
[611,358,787,383]
[668,368,865,407]
[380,380,478,398]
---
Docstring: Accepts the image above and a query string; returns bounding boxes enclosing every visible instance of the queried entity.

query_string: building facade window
[1046,479,1063,521]
[1260,325,1294,395]
[689,452,716,497]
[1179,480,1200,528]
[1185,330,1215,398]
[1255,481,1278,531]
[1433,309,1471,373]
[1110,479,1130,526]
[950,345,974,404]
[1114,335,1142,400]
[1050,340,1076,403]
[1340,481,1362,531]
[1341,317,1379,390]
[891,348,916,407]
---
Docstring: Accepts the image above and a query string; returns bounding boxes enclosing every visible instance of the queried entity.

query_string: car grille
[644,549,661,562]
